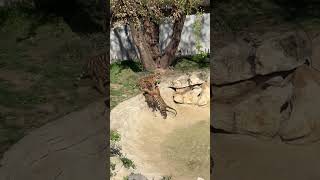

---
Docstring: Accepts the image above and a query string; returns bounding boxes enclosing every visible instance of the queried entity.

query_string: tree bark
[129,14,186,71]
[143,19,161,65]
[158,14,186,69]
[129,22,156,71]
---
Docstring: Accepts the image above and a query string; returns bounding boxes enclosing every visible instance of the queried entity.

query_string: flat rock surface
[0,100,107,180]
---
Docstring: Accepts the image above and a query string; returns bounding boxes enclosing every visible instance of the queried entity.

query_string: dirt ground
[111,94,210,180]
[213,133,320,180]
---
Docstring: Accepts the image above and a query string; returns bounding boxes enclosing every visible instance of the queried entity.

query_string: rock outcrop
[212,26,320,144]
[170,71,210,106]
[0,100,107,180]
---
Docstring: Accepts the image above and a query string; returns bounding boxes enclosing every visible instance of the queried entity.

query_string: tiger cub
[137,72,161,96]
[152,86,177,119]
[141,77,159,112]
[75,52,109,115]
[75,52,109,95]
[138,74,177,119]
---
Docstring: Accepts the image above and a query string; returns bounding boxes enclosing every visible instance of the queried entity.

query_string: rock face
[170,71,210,106]
[212,27,311,85]
[212,25,320,144]
[279,66,320,144]
[0,100,107,180]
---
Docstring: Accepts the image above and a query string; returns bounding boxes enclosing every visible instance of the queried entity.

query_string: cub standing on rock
[138,73,177,119]
[74,52,109,115]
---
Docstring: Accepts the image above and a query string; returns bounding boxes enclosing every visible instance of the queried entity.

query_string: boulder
[255,30,311,75]
[170,72,206,88]
[211,39,253,85]
[171,72,210,106]
[212,27,312,85]
[279,65,320,144]
[212,75,293,137]
[311,33,320,70]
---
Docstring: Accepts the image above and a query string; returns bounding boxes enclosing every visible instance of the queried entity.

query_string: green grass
[110,60,142,109]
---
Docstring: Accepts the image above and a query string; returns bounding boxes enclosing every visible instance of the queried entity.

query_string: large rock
[234,82,292,137]
[170,72,210,106]
[279,65,320,144]
[212,76,293,137]
[210,25,320,143]
[255,30,311,75]
[212,38,253,84]
[0,100,107,180]
[311,33,320,70]
[212,27,312,85]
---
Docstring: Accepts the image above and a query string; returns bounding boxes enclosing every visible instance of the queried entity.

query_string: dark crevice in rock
[53,128,104,152]
[211,125,233,134]
[280,101,289,113]
[212,68,296,87]
[29,153,49,166]
[280,134,309,143]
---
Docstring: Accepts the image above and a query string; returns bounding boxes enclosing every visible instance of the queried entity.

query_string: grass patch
[110,60,142,109]
[174,53,210,72]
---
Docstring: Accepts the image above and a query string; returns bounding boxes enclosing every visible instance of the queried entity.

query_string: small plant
[110,130,121,142]
[123,176,129,180]
[120,157,136,169]
[110,162,116,171]
[110,142,122,156]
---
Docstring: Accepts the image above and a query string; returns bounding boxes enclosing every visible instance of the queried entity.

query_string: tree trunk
[143,19,161,65]
[158,15,186,69]
[130,14,186,71]
[129,22,156,71]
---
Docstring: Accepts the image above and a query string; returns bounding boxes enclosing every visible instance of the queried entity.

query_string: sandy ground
[111,94,210,180]
[213,133,320,180]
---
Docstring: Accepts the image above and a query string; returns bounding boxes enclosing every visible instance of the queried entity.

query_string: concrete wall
[110,13,210,62]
